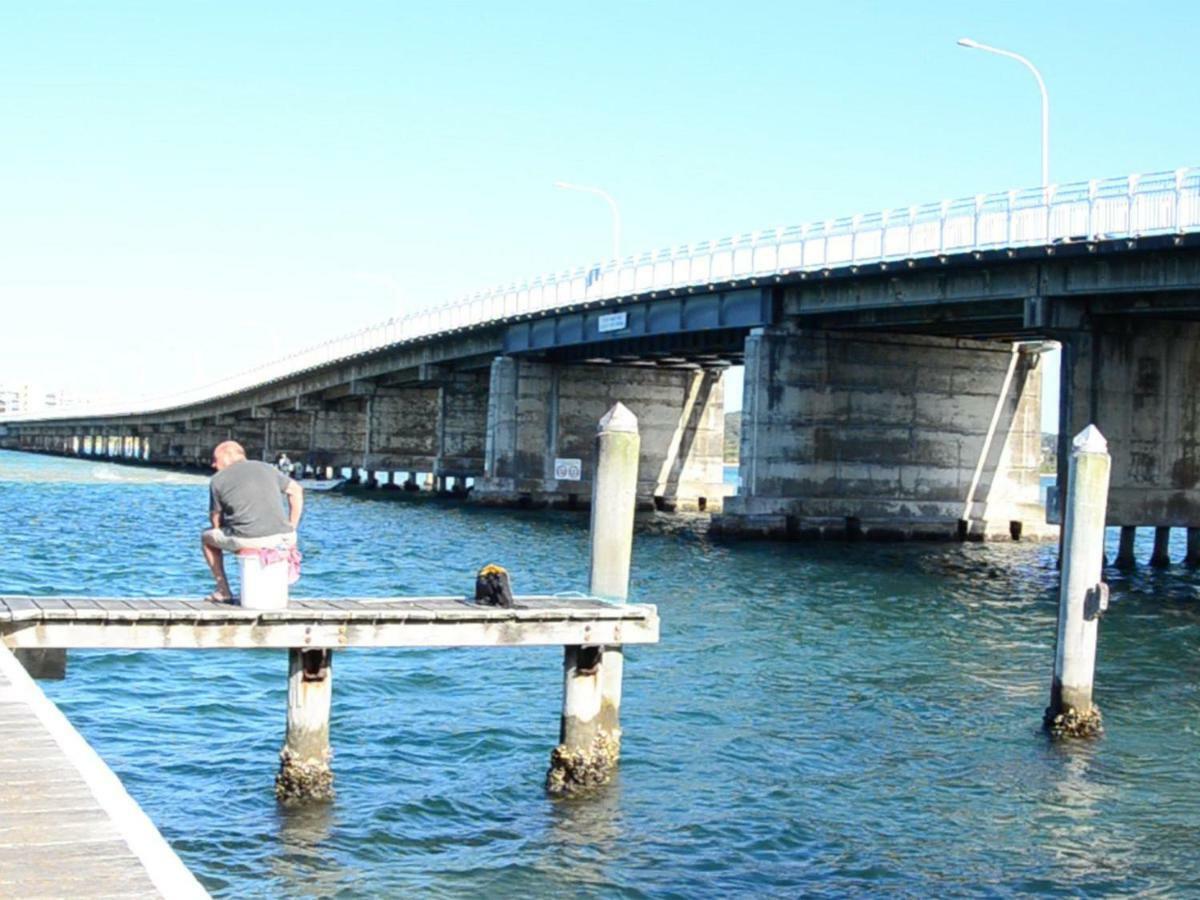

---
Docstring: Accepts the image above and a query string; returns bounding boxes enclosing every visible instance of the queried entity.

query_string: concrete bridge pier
[265,410,320,470]
[715,327,1049,541]
[433,369,489,492]
[474,356,726,511]
[359,387,437,487]
[1056,317,1200,566]
[1188,528,1200,566]
[1115,526,1138,568]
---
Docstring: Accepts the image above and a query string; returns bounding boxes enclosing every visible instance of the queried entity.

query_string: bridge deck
[0,595,660,649]
[0,645,208,898]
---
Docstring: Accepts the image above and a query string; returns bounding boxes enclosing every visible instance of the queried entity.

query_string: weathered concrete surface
[367,390,438,472]
[1058,319,1200,526]
[716,327,1049,541]
[475,357,725,511]
[436,370,489,478]
[308,402,367,471]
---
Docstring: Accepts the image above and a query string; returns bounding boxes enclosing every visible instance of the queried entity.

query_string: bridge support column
[434,370,489,488]
[1115,526,1137,568]
[307,403,368,475]
[475,357,725,511]
[716,328,1050,541]
[1057,318,1200,542]
[362,389,438,479]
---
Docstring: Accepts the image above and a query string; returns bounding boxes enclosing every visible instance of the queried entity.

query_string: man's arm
[209,484,223,530]
[285,480,304,530]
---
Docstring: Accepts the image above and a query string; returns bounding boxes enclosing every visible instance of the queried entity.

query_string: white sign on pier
[554,458,582,481]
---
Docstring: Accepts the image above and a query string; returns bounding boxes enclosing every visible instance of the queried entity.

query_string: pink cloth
[245,546,302,584]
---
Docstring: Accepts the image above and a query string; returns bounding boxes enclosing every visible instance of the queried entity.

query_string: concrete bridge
[5,167,1200,541]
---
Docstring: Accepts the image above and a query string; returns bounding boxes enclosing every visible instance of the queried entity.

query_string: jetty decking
[0,644,208,899]
[0,595,660,649]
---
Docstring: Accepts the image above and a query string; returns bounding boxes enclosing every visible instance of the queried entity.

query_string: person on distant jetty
[202,440,304,602]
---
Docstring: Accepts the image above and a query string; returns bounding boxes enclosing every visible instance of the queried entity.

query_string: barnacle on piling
[1044,705,1103,739]
[275,746,335,804]
[545,730,621,797]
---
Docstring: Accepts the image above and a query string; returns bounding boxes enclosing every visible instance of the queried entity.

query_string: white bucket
[237,551,289,610]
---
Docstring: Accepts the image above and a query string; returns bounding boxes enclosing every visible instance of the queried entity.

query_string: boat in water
[296,478,345,492]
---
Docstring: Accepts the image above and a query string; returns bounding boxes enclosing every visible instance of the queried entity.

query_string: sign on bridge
[554,458,583,481]
[598,312,628,333]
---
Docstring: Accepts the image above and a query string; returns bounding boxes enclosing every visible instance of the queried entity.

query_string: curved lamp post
[958,38,1049,187]
[553,181,622,264]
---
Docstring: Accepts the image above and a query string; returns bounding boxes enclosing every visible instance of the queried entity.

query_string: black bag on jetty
[475,564,515,608]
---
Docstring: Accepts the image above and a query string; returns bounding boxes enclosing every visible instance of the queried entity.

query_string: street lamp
[957,38,1049,188]
[553,181,622,264]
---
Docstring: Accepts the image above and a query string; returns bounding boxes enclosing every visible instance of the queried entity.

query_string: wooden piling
[1045,425,1110,739]
[1150,526,1172,568]
[548,402,639,797]
[1187,528,1200,567]
[276,648,334,804]
[1115,526,1137,569]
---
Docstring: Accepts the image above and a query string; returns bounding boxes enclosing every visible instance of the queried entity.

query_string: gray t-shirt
[209,460,294,538]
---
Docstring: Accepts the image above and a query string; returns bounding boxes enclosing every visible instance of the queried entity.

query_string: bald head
[211,441,247,471]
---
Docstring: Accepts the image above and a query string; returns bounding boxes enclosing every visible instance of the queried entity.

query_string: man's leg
[201,532,234,599]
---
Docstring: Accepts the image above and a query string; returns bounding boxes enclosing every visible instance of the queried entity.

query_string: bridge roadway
[4,167,1200,543]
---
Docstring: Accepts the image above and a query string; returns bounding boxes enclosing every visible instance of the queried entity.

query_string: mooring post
[276,648,335,804]
[1115,526,1137,569]
[547,402,639,797]
[1150,526,1172,568]
[1045,425,1110,738]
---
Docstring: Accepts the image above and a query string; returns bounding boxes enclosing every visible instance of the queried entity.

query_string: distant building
[0,383,93,416]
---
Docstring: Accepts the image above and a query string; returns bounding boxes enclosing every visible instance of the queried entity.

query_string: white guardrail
[8,167,1200,422]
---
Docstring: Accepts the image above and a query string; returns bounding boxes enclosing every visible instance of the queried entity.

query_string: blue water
[5,449,1200,897]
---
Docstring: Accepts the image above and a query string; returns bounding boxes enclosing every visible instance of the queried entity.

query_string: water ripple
[5,450,1200,896]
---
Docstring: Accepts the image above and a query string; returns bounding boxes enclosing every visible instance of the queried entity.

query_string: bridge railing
[7,167,1199,422]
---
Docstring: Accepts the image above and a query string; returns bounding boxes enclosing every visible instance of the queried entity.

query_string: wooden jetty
[0,643,209,899]
[0,403,657,892]
[0,595,658,651]
[0,594,660,804]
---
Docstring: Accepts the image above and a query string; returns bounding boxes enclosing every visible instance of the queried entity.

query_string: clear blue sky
[2,1,1197,428]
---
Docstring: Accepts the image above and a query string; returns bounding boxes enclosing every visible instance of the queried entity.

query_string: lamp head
[957,37,981,48]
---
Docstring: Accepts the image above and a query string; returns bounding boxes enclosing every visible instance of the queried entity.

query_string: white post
[547,403,639,797]
[1046,425,1110,737]
[588,402,639,601]
[276,648,334,803]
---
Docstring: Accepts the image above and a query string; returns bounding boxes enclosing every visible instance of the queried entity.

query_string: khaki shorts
[202,528,296,552]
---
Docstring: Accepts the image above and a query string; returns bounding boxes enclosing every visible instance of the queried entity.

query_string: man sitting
[202,440,304,602]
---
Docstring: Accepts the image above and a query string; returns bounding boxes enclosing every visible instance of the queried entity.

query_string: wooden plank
[0,646,208,898]
[0,596,657,649]
[95,599,142,612]
[0,599,27,624]
[1,612,659,650]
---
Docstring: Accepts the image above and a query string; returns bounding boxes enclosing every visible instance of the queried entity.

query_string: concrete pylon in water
[547,403,638,797]
[1046,425,1110,738]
